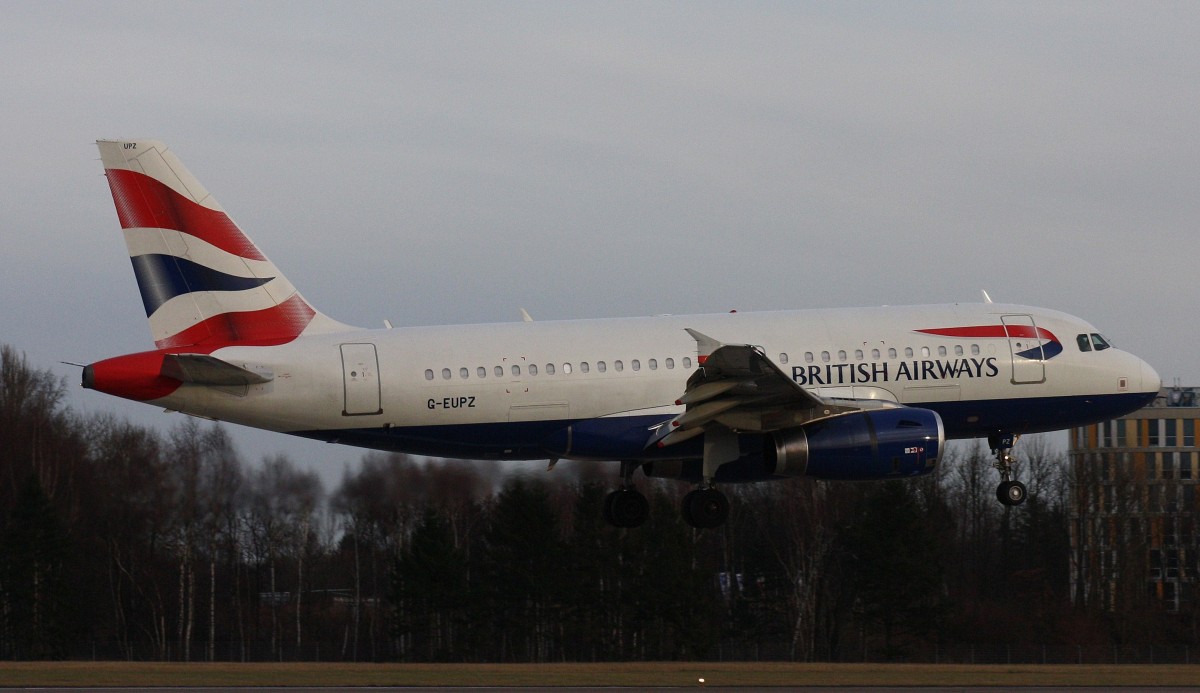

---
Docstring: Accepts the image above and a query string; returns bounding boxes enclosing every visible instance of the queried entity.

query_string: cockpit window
[1076,334,1092,352]
[1091,333,1111,351]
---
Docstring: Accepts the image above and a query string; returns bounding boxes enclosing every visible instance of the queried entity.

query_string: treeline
[0,344,1195,661]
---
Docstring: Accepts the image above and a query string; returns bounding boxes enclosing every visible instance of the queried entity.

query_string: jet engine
[643,408,944,483]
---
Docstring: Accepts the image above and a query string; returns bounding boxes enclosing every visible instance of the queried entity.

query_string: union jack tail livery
[98,140,346,350]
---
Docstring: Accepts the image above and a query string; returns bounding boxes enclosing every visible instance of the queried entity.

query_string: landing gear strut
[989,433,1027,506]
[603,460,649,528]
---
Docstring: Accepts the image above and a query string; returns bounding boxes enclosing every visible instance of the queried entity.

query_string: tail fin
[97,139,348,350]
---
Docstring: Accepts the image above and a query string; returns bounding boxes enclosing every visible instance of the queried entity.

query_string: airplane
[82,139,1161,529]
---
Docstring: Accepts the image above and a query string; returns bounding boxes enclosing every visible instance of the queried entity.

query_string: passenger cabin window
[545,363,555,375]
[779,353,789,365]
[529,364,538,376]
[683,357,693,368]
[597,361,607,373]
[442,368,452,380]
[495,366,504,377]
[614,360,624,372]
[511,365,521,376]
[425,369,434,381]
[631,359,640,371]
[477,367,487,378]
[1077,334,1092,352]
[563,363,572,374]
[648,359,657,370]
[459,367,469,379]
[666,358,675,369]
[580,362,590,373]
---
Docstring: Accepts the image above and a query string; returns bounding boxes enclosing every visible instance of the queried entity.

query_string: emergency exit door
[340,343,382,415]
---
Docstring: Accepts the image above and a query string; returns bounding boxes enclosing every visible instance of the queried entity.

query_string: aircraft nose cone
[1140,358,1161,394]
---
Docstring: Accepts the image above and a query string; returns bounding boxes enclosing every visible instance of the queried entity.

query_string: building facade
[1069,386,1199,612]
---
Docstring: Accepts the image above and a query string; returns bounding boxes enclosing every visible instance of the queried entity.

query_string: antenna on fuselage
[981,290,994,304]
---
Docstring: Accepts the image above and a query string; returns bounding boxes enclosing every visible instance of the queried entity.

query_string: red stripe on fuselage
[104,168,266,261]
[916,325,1059,342]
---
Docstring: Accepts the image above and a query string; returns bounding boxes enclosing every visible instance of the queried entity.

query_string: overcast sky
[2,2,1197,486]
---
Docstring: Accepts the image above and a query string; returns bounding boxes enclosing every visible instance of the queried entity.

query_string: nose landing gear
[989,433,1027,506]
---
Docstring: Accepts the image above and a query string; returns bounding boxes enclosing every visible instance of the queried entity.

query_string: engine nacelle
[642,408,944,483]
[766,407,944,480]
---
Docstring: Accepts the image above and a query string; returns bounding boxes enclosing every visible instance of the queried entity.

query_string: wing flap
[650,330,860,450]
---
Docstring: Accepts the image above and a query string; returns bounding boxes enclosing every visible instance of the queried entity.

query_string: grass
[2,661,1200,687]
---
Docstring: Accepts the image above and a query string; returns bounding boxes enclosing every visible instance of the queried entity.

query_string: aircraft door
[340,343,383,415]
[1001,314,1046,385]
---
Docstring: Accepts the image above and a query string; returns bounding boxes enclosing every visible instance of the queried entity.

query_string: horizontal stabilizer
[162,354,273,386]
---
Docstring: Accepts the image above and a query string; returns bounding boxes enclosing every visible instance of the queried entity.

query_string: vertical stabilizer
[97,140,348,349]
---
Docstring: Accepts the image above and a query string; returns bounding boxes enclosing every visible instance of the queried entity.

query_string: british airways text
[791,357,999,386]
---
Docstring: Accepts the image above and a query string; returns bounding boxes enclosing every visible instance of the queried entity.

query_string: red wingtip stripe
[105,168,266,261]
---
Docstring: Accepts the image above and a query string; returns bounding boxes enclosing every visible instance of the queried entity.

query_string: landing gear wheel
[604,487,649,528]
[682,488,729,529]
[996,480,1027,506]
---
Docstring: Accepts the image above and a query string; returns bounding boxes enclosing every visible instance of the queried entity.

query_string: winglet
[685,328,723,365]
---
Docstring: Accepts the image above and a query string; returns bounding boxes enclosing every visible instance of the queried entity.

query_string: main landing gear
[602,461,732,529]
[603,460,650,528]
[989,433,1027,507]
[681,485,729,529]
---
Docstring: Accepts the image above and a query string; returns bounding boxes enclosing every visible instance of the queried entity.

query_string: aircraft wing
[162,354,273,386]
[648,329,862,450]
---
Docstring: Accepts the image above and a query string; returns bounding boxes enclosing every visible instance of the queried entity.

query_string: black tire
[605,488,649,528]
[996,480,1027,506]
[682,488,729,529]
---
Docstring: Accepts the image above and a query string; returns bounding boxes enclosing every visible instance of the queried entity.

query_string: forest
[0,344,1196,662]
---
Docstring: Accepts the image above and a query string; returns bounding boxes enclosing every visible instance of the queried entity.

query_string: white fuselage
[149,302,1159,462]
